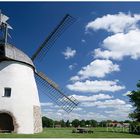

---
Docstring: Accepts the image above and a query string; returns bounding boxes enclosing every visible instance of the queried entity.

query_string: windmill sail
[35,72,79,113]
[0,11,13,44]
[0,12,12,29]
[0,12,9,24]
[31,14,76,61]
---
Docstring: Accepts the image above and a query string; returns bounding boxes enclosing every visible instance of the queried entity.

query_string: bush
[72,129,79,133]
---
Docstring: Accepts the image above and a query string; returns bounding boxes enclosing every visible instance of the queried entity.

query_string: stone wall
[33,106,42,133]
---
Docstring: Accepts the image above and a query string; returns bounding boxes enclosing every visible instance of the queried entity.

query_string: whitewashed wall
[0,61,41,134]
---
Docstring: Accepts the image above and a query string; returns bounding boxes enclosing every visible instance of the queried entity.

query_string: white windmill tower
[0,11,43,134]
[0,11,79,134]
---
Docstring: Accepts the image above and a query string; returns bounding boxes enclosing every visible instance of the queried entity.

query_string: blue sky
[2,2,140,121]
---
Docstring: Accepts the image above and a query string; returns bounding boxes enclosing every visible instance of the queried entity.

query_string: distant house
[54,124,61,128]
[123,123,130,128]
[108,122,130,128]
[108,122,120,127]
[116,123,123,127]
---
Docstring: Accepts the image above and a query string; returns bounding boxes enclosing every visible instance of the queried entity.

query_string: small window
[0,45,5,56]
[3,88,11,97]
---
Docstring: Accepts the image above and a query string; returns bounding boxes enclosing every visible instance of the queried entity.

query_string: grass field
[0,127,140,138]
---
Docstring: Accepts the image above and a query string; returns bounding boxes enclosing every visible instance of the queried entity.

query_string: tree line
[42,117,131,128]
[42,117,98,128]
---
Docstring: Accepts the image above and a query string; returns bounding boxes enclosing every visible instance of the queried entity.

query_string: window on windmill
[3,88,11,97]
[0,45,5,56]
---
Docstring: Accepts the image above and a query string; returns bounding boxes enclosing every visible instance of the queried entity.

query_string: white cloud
[82,112,107,121]
[62,47,76,59]
[67,80,125,93]
[74,107,83,111]
[68,63,77,70]
[70,59,120,81]
[42,109,107,121]
[81,99,133,117]
[104,103,133,119]
[81,99,126,107]
[123,90,132,96]
[94,29,140,60]
[105,104,132,114]
[69,65,74,70]
[86,12,140,33]
[41,99,132,121]
[71,93,113,102]
[70,75,80,81]
[41,98,132,121]
[86,13,140,61]
[81,39,86,43]
[42,110,81,121]
[42,108,53,112]
[41,102,53,106]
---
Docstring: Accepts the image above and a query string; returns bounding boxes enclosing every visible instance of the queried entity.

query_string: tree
[72,119,80,127]
[128,80,140,122]
[42,116,53,127]
[90,120,98,127]
[80,120,86,127]
[60,119,65,127]
[123,120,132,123]
[66,120,70,127]
[85,120,90,126]
[99,121,107,127]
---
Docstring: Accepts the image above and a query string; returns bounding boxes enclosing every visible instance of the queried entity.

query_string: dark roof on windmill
[0,43,34,68]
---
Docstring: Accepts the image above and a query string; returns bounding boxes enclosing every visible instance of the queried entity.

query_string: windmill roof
[0,43,34,68]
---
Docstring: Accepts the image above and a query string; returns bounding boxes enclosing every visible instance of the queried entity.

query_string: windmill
[0,11,79,134]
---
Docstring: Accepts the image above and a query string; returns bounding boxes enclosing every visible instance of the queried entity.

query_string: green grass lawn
[0,127,140,138]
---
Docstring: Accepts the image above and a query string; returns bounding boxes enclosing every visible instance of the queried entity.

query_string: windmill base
[0,61,43,134]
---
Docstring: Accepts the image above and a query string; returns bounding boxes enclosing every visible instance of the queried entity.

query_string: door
[0,113,14,133]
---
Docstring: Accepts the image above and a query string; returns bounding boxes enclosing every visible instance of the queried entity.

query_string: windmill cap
[0,43,35,69]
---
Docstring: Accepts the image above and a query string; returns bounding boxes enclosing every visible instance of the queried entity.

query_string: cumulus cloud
[81,99,125,107]
[42,108,54,112]
[41,99,132,121]
[67,80,125,93]
[81,98,132,116]
[70,76,80,81]
[68,63,77,70]
[86,12,140,61]
[70,59,120,81]
[62,47,76,59]
[81,98,133,120]
[74,107,83,111]
[123,90,132,96]
[40,102,53,106]
[86,12,140,33]
[105,107,132,119]
[42,109,107,121]
[81,39,86,43]
[71,93,113,102]
[105,104,132,114]
[104,103,133,119]
[94,29,140,60]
